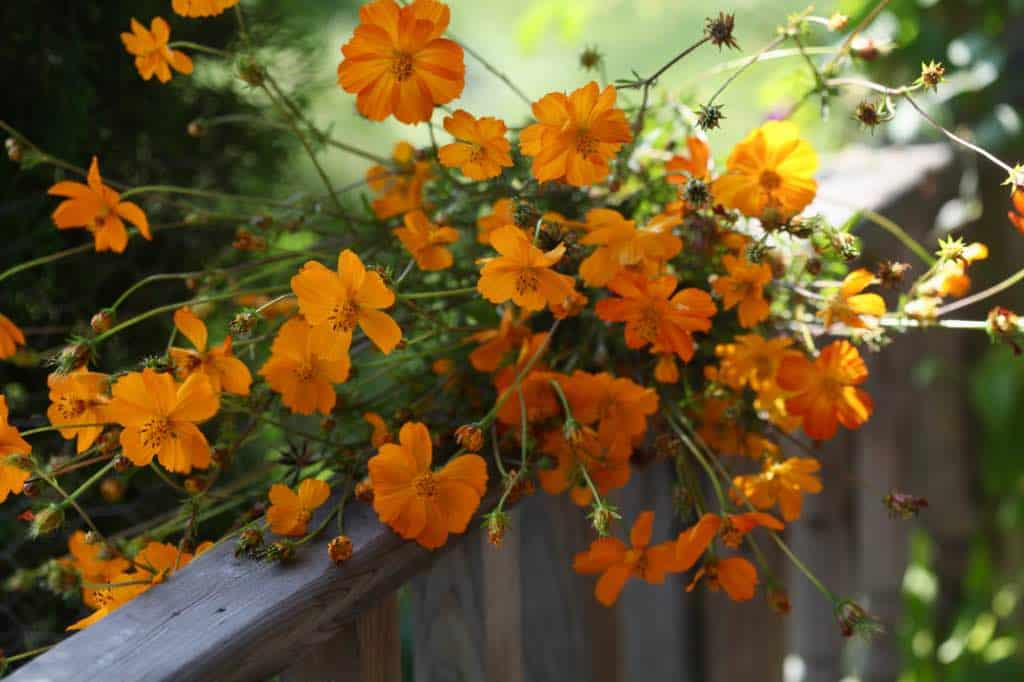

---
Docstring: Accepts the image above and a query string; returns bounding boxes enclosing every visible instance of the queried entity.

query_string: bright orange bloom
[538,427,632,507]
[121,18,193,83]
[578,209,683,286]
[714,334,794,394]
[492,334,559,426]
[1010,190,1024,235]
[393,210,459,271]
[469,307,531,372]
[573,511,679,606]
[63,530,131,612]
[107,369,219,474]
[713,121,818,220]
[731,457,823,522]
[0,314,26,359]
[695,397,744,456]
[653,348,679,384]
[675,512,783,571]
[520,81,632,187]
[439,110,513,181]
[819,269,886,329]
[776,340,872,441]
[595,271,716,362]
[48,157,151,253]
[172,0,240,17]
[550,289,589,320]
[687,557,759,602]
[712,254,772,328]
[0,396,31,503]
[368,422,488,549]
[291,250,402,357]
[260,317,350,415]
[477,198,516,245]
[666,136,712,184]
[919,242,989,299]
[337,0,465,124]
[477,226,576,312]
[563,371,658,442]
[367,142,432,219]
[47,370,110,454]
[169,307,252,396]
[364,412,393,447]
[266,478,331,536]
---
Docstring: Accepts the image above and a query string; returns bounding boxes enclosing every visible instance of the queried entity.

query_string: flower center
[635,308,660,344]
[515,270,540,295]
[57,394,90,420]
[624,548,646,570]
[293,361,315,382]
[469,144,487,163]
[391,52,414,82]
[759,169,782,191]
[328,301,360,333]
[413,472,438,499]
[576,131,598,156]
[720,521,743,549]
[752,355,774,381]
[139,417,173,450]
[703,564,722,591]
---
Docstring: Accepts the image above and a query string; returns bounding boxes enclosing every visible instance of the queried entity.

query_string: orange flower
[0,314,26,359]
[538,427,632,506]
[695,397,745,456]
[918,242,988,299]
[711,254,772,328]
[439,110,513,180]
[337,0,464,124]
[367,142,432,219]
[266,478,331,536]
[48,157,151,253]
[121,18,193,83]
[368,422,488,549]
[169,307,252,396]
[563,371,658,442]
[687,557,759,602]
[393,210,459,271]
[172,0,240,17]
[714,334,794,394]
[573,511,679,606]
[469,307,532,372]
[520,81,632,187]
[731,457,823,522]
[106,369,219,474]
[653,349,679,384]
[578,209,683,286]
[364,412,393,447]
[47,370,110,454]
[291,250,402,357]
[64,530,131,611]
[1010,190,1024,235]
[776,340,872,441]
[477,198,516,245]
[713,121,818,220]
[0,396,31,503]
[550,289,589,320]
[595,271,716,362]
[666,136,712,183]
[477,226,576,312]
[260,317,350,415]
[492,334,559,426]
[819,269,886,329]
[675,512,783,571]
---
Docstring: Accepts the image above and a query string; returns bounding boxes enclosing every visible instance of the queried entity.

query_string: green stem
[2,644,56,665]
[119,184,298,208]
[399,286,477,300]
[167,41,233,58]
[937,266,1024,316]
[0,244,93,283]
[59,461,116,508]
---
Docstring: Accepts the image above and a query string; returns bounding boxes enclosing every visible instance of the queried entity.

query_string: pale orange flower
[63,530,131,612]
[477,226,576,312]
[687,557,759,602]
[595,271,716,362]
[368,422,488,549]
[121,17,193,83]
[0,314,26,359]
[260,317,350,415]
[731,457,823,522]
[714,334,794,394]
[0,396,31,503]
[562,371,658,442]
[538,427,632,506]
[819,269,886,329]
[573,511,679,606]
[477,198,516,245]
[439,110,513,180]
[666,136,712,184]
[578,209,683,286]
[47,370,110,454]
[291,250,402,357]
[520,81,632,187]
[393,210,459,271]
[367,142,432,219]
[469,307,532,372]
[776,340,872,441]
[172,0,240,17]
[266,479,331,536]
[337,0,464,124]
[711,254,772,328]
[106,369,219,474]
[675,512,783,571]
[48,157,151,253]
[169,307,252,396]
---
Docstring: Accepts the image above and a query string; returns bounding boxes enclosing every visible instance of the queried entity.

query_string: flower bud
[328,535,353,564]
[835,600,884,639]
[696,104,725,131]
[486,511,508,546]
[883,490,929,519]
[100,477,125,503]
[21,479,39,497]
[355,477,374,503]
[454,425,484,452]
[90,310,115,334]
[264,540,296,563]
[768,587,791,614]
[184,477,205,495]
[229,311,259,339]
[682,178,712,208]
[235,527,264,558]
[187,120,207,138]
[31,505,65,537]
[918,60,946,92]
[237,59,265,86]
[5,137,23,163]
[113,454,134,472]
[828,13,849,31]
[579,46,603,71]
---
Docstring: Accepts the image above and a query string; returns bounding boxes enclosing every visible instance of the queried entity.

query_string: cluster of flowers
[2,0,1023,649]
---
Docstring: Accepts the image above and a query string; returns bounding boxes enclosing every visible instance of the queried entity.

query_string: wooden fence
[10,144,967,682]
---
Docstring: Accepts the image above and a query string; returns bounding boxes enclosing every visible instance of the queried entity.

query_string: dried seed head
[682,177,712,207]
[828,13,849,31]
[876,260,911,289]
[883,490,929,519]
[918,60,946,92]
[768,587,792,614]
[229,310,259,339]
[486,511,508,546]
[705,13,739,51]
[513,200,541,229]
[696,103,725,131]
[854,100,887,131]
[579,46,604,71]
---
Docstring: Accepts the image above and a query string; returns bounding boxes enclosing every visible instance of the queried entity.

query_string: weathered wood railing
[11,144,966,682]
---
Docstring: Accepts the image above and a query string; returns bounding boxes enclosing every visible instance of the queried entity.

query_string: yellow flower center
[328,301,360,333]
[391,52,415,82]
[575,131,598,156]
[293,361,315,381]
[759,169,782,191]
[139,417,174,450]
[413,472,438,499]
[515,270,541,295]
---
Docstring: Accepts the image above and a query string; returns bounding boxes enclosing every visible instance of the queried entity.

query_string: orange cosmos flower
[520,81,632,187]
[538,427,632,507]
[0,396,31,503]
[364,412,393,447]
[47,370,110,454]
[573,511,679,606]
[368,422,488,549]
[106,369,219,474]
[711,254,773,328]
[731,457,823,522]
[675,512,783,571]
[48,157,151,253]
[491,334,560,426]
[367,142,432,219]
[477,226,576,312]
[291,250,402,357]
[819,269,886,329]
[1010,190,1024,235]
[477,198,516,245]
[595,271,716,362]
[695,397,744,456]
[63,531,131,613]
[169,307,252,396]
[260,317,350,415]
[172,0,239,17]
[653,348,680,384]
[266,478,331,536]
[562,371,658,442]
[578,209,683,286]
[469,307,532,372]
[666,136,712,184]
[776,340,872,441]
[337,0,465,124]
[714,334,794,394]
[393,210,460,271]
[919,242,989,299]
[687,557,759,602]
[439,110,513,180]
[121,17,193,83]
[0,314,26,359]
[712,121,818,220]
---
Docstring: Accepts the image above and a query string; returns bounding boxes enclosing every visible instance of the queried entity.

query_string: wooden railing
[10,144,962,682]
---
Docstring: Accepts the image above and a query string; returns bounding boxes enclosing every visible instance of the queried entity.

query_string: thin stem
[817,194,936,266]
[119,184,299,207]
[822,0,893,75]
[937,266,1024,316]
[2,644,57,665]
[707,33,787,107]
[399,286,477,300]
[167,41,233,58]
[454,38,533,107]
[632,36,711,136]
[0,243,93,283]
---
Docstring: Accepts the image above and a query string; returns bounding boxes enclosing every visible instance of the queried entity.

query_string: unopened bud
[235,527,264,558]
[696,103,725,131]
[682,177,712,207]
[705,12,739,50]
[184,476,204,495]
[5,137,23,163]
[579,46,603,71]
[355,477,374,503]
[832,231,860,261]
[828,13,849,31]
[229,311,259,339]
[919,60,946,92]
[113,454,133,472]
[21,480,39,498]
[835,600,884,639]
[327,535,353,564]
[237,59,265,86]
[883,490,929,519]
[264,540,296,563]
[90,310,115,333]
[486,512,508,546]
[31,505,65,537]
[100,477,125,503]
[768,587,791,614]
[454,425,484,452]
[187,120,207,138]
